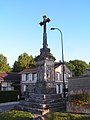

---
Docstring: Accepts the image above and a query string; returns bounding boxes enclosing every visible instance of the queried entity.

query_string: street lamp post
[50,28,66,97]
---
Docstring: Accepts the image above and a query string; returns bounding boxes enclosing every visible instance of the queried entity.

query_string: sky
[0,0,90,67]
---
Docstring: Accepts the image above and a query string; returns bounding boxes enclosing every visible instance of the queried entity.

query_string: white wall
[22,73,37,81]
[21,73,37,92]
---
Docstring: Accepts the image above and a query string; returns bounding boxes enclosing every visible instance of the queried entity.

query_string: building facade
[0,72,21,91]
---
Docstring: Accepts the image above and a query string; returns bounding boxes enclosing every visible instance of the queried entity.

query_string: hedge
[0,90,21,103]
[48,112,90,120]
[0,110,33,120]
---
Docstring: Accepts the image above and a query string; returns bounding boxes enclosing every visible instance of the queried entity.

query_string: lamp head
[50,28,56,30]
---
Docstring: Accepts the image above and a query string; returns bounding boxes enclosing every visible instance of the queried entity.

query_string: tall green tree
[13,53,36,72]
[68,60,90,76]
[0,54,11,72]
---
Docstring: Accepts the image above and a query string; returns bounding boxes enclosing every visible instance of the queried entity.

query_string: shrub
[0,110,33,120]
[69,93,90,107]
[0,90,21,103]
[48,112,90,120]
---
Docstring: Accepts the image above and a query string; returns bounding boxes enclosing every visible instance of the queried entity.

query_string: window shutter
[30,74,32,81]
[35,74,37,81]
[22,74,26,81]
[31,74,32,80]
[28,74,31,80]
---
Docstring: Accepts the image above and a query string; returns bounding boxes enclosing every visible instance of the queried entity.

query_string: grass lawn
[48,112,90,120]
[0,110,33,120]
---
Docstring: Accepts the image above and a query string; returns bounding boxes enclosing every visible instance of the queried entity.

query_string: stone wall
[67,76,90,114]
[68,76,90,94]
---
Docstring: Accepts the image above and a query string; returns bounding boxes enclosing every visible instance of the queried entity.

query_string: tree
[13,53,36,72]
[68,60,90,76]
[0,54,11,72]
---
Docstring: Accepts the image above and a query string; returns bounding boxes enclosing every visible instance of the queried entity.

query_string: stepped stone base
[15,93,66,115]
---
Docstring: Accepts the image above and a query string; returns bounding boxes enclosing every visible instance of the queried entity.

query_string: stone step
[15,94,67,115]
[15,105,49,115]
[24,97,66,105]
[29,94,62,100]
[19,100,66,110]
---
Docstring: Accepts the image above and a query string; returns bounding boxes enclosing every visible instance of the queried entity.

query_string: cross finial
[39,15,50,48]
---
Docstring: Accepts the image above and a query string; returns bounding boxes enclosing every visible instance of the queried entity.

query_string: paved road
[0,101,19,112]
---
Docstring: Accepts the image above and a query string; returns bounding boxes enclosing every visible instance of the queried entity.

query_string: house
[55,62,72,94]
[0,72,21,91]
[20,63,72,95]
[20,67,37,94]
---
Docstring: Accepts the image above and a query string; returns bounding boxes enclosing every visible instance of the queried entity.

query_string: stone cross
[39,15,50,48]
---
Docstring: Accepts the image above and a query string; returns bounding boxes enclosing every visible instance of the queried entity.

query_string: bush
[48,112,90,120]
[69,93,90,107]
[0,90,21,103]
[0,110,33,120]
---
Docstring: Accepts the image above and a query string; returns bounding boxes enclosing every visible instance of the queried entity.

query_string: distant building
[0,72,21,91]
[55,62,72,94]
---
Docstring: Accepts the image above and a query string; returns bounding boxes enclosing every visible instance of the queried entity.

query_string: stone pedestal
[35,80,56,94]
[16,94,66,115]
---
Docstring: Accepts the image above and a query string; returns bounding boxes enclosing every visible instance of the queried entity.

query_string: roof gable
[19,67,37,74]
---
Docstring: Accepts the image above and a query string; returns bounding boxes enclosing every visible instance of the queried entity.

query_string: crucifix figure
[39,15,50,48]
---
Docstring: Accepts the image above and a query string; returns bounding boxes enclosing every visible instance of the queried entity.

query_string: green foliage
[0,91,21,103]
[0,110,90,120]
[0,110,33,120]
[13,53,36,72]
[0,54,11,72]
[50,53,53,57]
[67,59,90,76]
[48,112,90,120]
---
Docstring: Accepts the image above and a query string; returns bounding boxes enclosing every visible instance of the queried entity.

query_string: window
[32,74,34,81]
[34,74,37,81]
[32,73,37,81]
[55,72,60,81]
[2,87,7,91]
[64,74,66,81]
[23,85,26,92]
[56,84,60,94]
[56,84,63,94]
[26,73,29,81]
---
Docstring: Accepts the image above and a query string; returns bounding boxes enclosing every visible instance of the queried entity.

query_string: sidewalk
[0,101,20,112]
